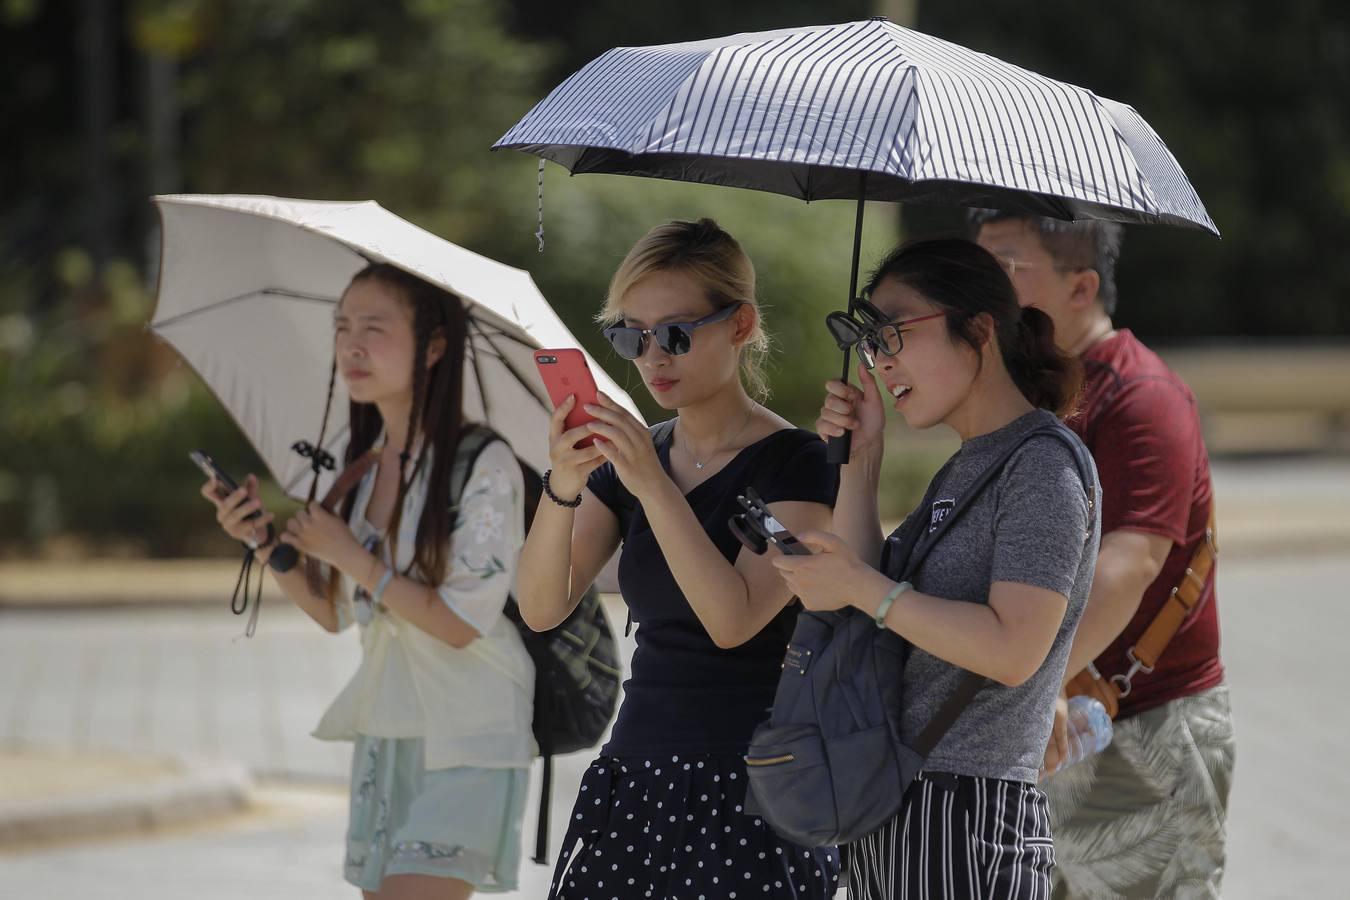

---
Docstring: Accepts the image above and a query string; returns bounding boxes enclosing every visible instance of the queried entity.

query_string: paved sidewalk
[0,748,250,847]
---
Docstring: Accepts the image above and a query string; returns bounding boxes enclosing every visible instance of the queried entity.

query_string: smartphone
[190,449,258,518]
[190,449,297,572]
[731,488,812,557]
[534,348,601,448]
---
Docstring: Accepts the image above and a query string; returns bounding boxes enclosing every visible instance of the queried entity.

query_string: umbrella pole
[825,179,867,466]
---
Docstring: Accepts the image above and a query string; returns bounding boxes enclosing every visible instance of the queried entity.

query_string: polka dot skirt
[549,753,840,899]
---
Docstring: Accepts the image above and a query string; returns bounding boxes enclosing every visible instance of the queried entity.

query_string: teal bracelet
[874,581,912,628]
[371,567,396,606]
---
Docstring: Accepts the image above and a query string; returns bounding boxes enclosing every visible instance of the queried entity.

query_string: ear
[425,329,448,368]
[1067,269,1101,311]
[730,303,758,348]
[971,312,997,350]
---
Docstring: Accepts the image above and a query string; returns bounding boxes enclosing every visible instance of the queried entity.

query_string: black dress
[549,424,842,900]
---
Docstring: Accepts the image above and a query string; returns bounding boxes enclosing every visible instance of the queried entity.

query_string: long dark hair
[318,263,469,599]
[864,239,1082,417]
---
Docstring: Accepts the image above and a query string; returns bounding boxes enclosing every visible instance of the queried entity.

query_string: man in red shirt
[973,212,1236,899]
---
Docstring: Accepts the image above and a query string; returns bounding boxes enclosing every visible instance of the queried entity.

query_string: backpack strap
[449,424,503,511]
[649,418,677,447]
[902,421,1097,757]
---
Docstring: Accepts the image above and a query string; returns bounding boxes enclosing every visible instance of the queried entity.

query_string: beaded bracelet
[542,469,583,508]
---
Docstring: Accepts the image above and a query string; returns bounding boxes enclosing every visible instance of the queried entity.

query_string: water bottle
[1046,696,1113,777]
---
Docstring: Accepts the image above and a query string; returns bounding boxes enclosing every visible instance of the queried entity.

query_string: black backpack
[449,425,622,864]
[744,422,1096,846]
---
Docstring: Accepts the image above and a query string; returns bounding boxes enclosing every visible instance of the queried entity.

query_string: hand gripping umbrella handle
[825,346,854,465]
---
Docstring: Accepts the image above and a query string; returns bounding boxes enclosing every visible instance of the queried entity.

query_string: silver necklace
[681,406,756,470]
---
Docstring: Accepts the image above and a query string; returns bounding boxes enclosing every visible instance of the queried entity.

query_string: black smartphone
[190,450,298,572]
[730,487,812,557]
[190,450,259,520]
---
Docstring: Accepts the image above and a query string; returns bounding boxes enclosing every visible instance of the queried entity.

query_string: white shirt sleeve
[436,439,524,635]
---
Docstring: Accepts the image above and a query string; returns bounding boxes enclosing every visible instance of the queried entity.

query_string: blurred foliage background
[2,0,1348,557]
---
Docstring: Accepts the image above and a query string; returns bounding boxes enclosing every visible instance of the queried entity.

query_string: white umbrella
[150,193,642,499]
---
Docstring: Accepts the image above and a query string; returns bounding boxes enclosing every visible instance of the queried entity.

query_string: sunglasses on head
[602,303,743,361]
[824,298,946,369]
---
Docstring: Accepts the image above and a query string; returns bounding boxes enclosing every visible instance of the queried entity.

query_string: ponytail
[1004,306,1082,417]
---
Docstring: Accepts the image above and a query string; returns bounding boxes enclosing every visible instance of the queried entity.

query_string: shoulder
[1093,334,1196,411]
[461,437,523,504]
[468,437,520,474]
[752,427,832,473]
[1002,421,1094,501]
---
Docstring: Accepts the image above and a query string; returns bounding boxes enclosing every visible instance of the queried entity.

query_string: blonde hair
[600,218,772,399]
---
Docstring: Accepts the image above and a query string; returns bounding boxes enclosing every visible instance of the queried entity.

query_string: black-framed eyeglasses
[602,303,744,361]
[729,487,811,557]
[824,299,946,370]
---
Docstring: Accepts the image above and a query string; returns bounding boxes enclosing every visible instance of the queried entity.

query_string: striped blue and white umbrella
[495,17,1216,459]
[495,17,1216,234]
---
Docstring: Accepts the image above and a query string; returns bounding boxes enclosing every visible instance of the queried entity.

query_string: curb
[0,757,253,848]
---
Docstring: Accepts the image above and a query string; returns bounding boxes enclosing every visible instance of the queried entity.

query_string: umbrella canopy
[495,17,1216,235]
[151,194,642,500]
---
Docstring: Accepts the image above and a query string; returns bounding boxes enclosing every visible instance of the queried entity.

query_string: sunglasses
[824,299,945,369]
[602,303,743,361]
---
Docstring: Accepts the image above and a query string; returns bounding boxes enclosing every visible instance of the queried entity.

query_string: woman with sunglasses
[517,219,841,899]
[773,240,1101,899]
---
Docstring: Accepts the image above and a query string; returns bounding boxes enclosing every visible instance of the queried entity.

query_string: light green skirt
[343,735,529,893]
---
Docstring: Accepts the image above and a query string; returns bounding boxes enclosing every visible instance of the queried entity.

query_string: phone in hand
[730,487,812,557]
[190,449,259,520]
[534,348,601,448]
[190,450,297,572]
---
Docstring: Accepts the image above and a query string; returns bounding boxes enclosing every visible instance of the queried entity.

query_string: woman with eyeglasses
[516,219,841,899]
[772,239,1102,899]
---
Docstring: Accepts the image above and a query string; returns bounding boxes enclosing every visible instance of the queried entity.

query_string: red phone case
[534,348,600,447]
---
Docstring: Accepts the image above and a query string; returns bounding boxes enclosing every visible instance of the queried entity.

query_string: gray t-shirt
[889,409,1101,783]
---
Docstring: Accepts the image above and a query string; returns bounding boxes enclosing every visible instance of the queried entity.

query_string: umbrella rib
[466,322,492,423]
[468,318,553,410]
[153,288,337,331]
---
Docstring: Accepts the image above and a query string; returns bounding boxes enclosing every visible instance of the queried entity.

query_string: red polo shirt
[1067,330,1225,717]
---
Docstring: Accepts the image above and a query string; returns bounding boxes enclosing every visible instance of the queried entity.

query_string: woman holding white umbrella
[203,262,533,899]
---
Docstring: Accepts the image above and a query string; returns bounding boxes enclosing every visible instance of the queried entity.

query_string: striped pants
[848,772,1056,900]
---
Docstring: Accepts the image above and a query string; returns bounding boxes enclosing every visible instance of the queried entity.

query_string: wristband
[875,581,912,629]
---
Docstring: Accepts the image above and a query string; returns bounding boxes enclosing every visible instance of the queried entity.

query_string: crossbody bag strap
[905,423,1097,755]
[1106,498,1218,699]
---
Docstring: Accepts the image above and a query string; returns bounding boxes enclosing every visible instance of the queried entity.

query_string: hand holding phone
[730,487,812,557]
[191,450,297,572]
[191,450,256,516]
[535,348,601,448]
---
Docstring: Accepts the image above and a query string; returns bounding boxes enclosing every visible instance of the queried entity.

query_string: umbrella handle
[826,430,853,465]
[828,178,867,467]
[826,347,854,465]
